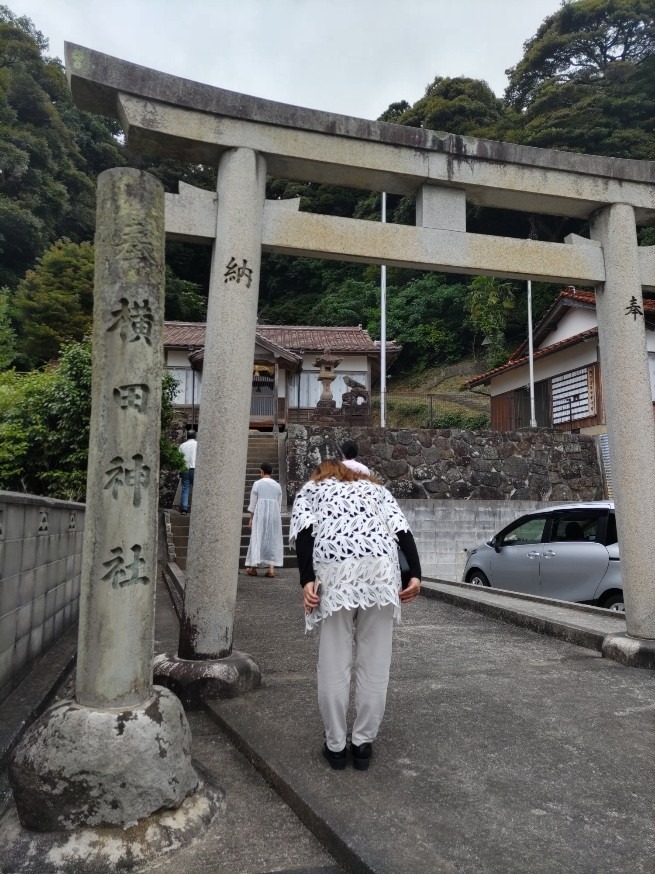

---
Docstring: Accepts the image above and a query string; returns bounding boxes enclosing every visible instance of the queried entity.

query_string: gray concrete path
[3,567,651,873]
[204,570,655,874]
[152,571,344,874]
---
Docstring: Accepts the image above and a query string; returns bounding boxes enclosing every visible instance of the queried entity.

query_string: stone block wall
[0,492,84,703]
[286,425,603,503]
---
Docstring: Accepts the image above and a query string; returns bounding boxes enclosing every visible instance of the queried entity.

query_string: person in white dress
[245,462,283,578]
[290,458,421,771]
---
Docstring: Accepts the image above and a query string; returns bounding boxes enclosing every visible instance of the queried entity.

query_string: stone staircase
[169,433,296,572]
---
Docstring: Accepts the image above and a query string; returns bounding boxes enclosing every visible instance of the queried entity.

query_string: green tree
[0,368,48,488]
[12,238,94,367]
[397,76,504,136]
[160,371,186,473]
[378,101,411,123]
[385,275,472,371]
[505,0,655,110]
[467,276,516,365]
[11,238,206,365]
[0,7,125,288]
[0,285,16,368]
[259,254,368,324]
[0,340,185,499]
[501,1,655,159]
[0,341,91,498]
[308,278,379,327]
[164,266,207,321]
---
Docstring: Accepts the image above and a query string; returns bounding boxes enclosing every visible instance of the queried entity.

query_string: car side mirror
[488,535,501,553]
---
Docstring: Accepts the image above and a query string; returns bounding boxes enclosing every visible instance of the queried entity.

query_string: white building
[467,287,655,434]
[164,321,401,430]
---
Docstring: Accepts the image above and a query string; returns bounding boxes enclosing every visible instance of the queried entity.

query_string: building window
[648,353,655,401]
[551,367,595,425]
[166,367,201,406]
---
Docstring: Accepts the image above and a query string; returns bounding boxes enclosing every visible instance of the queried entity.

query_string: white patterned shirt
[290,477,410,630]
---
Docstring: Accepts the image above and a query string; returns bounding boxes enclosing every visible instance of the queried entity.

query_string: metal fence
[371,392,490,429]
[285,392,491,429]
[490,413,586,432]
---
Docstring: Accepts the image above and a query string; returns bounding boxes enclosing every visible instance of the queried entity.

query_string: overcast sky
[9,0,562,119]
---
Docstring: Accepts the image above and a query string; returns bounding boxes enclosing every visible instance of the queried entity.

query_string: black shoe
[350,741,372,771]
[179,508,188,515]
[322,743,347,770]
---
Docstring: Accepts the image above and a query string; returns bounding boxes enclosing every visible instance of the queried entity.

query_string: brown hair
[310,459,380,484]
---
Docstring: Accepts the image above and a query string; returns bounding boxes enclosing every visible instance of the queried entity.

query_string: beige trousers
[317,604,394,751]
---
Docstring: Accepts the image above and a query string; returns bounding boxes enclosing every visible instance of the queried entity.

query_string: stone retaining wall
[0,492,84,703]
[286,425,603,502]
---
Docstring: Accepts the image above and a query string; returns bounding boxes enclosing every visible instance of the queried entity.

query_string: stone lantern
[311,350,343,422]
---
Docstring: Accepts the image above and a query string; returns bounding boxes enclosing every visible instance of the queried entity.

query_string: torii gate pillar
[592,204,655,665]
[155,148,264,701]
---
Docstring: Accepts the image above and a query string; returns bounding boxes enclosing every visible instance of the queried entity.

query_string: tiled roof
[188,332,302,366]
[549,287,655,313]
[164,321,401,355]
[466,328,599,387]
[256,324,401,353]
[163,322,206,347]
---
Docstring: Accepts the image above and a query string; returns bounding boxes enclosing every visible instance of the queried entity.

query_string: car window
[549,512,601,543]
[500,516,548,546]
[604,512,618,545]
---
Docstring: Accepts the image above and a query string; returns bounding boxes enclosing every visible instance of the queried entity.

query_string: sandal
[246,568,258,576]
[265,571,275,578]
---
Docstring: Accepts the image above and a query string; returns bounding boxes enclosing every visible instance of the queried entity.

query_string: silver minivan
[462,502,624,611]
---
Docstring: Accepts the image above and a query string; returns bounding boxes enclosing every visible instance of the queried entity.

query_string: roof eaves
[466,328,599,387]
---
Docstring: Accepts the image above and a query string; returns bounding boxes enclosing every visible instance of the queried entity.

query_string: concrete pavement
[152,566,344,874]
[206,569,655,874]
[2,565,654,873]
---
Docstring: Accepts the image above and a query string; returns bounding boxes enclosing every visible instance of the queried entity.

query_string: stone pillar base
[0,780,223,873]
[602,632,655,669]
[310,403,343,424]
[9,687,198,832]
[153,650,261,707]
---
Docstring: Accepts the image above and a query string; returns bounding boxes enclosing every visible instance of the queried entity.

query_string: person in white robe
[245,462,283,577]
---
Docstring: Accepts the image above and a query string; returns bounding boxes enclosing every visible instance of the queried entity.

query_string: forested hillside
[1,0,655,374]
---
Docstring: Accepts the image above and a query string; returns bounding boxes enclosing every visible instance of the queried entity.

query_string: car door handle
[541,550,556,558]
[527,551,541,559]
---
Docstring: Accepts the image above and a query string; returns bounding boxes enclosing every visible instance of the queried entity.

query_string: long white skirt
[246,499,284,567]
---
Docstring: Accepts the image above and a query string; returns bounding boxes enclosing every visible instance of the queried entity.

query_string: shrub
[424,411,490,430]
[0,341,186,500]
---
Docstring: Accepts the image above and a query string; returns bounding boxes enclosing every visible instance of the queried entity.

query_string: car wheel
[467,569,490,587]
[601,592,625,612]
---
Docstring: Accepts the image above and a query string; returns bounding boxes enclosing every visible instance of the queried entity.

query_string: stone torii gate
[68,44,655,678]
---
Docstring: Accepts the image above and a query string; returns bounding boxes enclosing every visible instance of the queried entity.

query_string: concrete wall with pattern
[0,493,84,703]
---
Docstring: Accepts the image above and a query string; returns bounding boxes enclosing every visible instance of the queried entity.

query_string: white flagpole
[380,192,387,428]
[528,279,537,427]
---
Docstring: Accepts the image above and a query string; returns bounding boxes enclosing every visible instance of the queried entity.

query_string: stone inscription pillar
[76,169,164,706]
[9,169,198,831]
[591,203,655,653]
[179,148,266,662]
